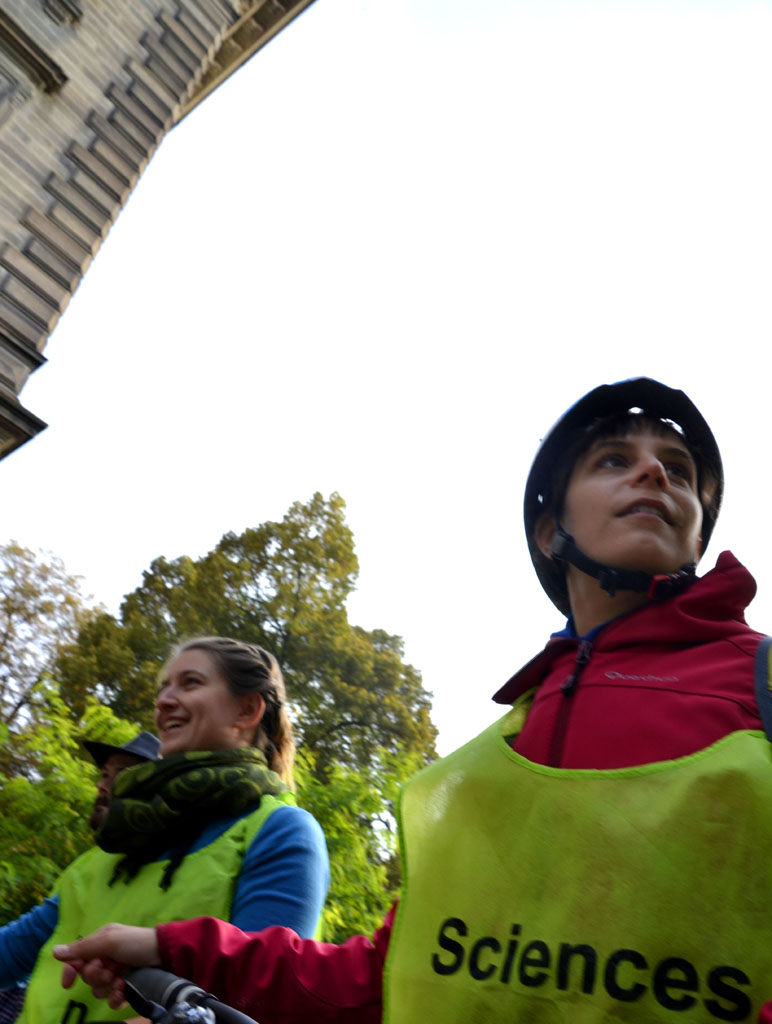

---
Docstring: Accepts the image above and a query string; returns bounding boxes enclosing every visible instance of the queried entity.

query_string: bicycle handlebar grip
[125,967,208,1009]
[124,966,261,1024]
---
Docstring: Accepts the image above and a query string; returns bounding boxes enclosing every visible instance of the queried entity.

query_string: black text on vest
[431,917,751,1021]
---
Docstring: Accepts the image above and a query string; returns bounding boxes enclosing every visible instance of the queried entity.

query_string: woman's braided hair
[172,636,296,790]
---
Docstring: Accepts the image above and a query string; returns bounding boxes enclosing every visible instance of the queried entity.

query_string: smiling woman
[156,648,257,756]
[155,640,292,768]
[12,636,329,1024]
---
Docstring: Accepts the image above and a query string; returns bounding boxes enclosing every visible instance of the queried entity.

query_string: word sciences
[431,918,753,1021]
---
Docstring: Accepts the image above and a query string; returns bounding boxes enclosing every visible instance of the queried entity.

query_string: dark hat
[83,730,161,768]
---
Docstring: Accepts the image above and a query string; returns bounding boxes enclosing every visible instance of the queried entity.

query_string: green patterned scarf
[97,748,287,887]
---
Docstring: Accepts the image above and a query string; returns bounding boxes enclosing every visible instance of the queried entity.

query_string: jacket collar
[493,551,756,705]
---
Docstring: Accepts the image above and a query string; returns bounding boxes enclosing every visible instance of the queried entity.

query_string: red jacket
[156,552,767,1023]
[495,549,764,767]
[157,906,395,1024]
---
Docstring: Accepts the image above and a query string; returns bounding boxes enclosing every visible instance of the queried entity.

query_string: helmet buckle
[597,568,620,598]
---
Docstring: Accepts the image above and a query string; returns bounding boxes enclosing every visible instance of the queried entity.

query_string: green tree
[0,541,90,738]
[296,746,425,942]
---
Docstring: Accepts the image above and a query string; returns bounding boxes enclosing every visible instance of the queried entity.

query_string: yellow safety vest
[386,706,772,1023]
[22,794,293,1024]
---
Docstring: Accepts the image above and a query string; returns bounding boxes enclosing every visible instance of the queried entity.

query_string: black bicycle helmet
[524,378,723,615]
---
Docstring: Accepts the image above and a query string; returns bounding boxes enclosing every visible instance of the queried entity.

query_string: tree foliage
[0,541,89,733]
[296,744,426,942]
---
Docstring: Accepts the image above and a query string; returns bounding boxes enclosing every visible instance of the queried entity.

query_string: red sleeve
[156,904,395,1024]
[759,1003,772,1024]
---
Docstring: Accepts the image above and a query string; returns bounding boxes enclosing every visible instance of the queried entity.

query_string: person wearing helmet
[54,379,772,1024]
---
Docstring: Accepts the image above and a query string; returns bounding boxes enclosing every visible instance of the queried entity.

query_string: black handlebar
[124,967,259,1024]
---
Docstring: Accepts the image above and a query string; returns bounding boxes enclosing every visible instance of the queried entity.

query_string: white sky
[4,0,772,754]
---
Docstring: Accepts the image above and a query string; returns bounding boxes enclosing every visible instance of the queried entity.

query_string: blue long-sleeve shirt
[0,803,328,988]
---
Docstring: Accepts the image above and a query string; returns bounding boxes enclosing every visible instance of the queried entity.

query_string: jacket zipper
[547,639,593,767]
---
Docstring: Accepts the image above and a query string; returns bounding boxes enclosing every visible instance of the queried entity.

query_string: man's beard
[88,798,108,832]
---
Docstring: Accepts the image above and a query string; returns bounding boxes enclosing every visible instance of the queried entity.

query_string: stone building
[0,0,314,460]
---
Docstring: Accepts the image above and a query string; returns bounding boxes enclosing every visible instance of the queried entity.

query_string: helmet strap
[550,526,697,601]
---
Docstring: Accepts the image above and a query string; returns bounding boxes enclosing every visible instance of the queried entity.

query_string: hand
[53,924,160,1009]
